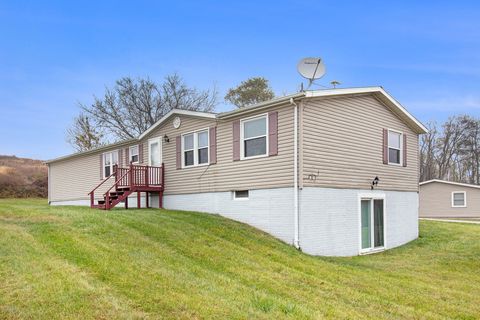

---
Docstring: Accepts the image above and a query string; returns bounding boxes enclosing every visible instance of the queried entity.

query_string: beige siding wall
[419,182,480,217]
[141,104,294,195]
[49,142,142,202]
[302,95,419,192]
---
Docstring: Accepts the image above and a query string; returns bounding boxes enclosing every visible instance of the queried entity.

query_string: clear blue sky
[1,1,479,160]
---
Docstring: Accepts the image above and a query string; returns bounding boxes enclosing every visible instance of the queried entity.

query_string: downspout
[47,163,51,205]
[290,98,300,249]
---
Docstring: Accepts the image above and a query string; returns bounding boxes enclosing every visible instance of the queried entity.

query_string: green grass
[1,199,479,319]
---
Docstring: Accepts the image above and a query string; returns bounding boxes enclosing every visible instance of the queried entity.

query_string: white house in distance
[46,87,428,256]
[420,179,480,218]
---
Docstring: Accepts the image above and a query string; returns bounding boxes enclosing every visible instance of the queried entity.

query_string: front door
[361,198,385,253]
[148,138,162,185]
[148,138,162,166]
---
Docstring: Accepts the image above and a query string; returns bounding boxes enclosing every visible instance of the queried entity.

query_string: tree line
[420,115,480,184]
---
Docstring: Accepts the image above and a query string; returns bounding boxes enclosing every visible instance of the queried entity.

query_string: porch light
[371,176,379,190]
[163,134,170,143]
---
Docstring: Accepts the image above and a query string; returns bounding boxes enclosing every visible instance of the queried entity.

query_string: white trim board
[420,179,480,189]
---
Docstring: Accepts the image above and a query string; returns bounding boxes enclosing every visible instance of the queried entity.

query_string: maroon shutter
[209,127,217,164]
[233,120,240,161]
[403,134,407,167]
[125,147,129,165]
[99,153,103,179]
[176,136,182,169]
[268,111,278,156]
[383,129,388,165]
[118,149,123,167]
[138,143,144,164]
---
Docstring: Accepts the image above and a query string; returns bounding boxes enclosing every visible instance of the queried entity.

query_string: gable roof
[217,86,428,134]
[46,86,427,164]
[419,179,480,189]
[138,109,216,140]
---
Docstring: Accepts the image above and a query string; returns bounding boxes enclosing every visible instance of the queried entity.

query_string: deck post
[146,192,149,208]
[129,163,133,189]
[145,166,149,187]
[137,191,141,209]
[90,193,94,208]
[125,195,128,209]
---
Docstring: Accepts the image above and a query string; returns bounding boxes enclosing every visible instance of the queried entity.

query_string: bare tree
[420,115,480,185]
[435,117,464,180]
[419,121,438,182]
[67,113,105,152]
[71,74,217,148]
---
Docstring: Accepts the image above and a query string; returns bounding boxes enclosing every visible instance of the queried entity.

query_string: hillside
[0,155,47,198]
[0,199,479,319]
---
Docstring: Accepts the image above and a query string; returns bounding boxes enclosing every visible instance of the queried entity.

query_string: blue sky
[1,1,479,160]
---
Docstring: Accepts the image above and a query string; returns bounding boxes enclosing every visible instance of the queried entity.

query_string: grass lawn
[1,199,479,319]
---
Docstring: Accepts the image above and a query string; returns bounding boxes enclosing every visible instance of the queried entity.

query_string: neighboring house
[46,87,427,256]
[419,179,480,218]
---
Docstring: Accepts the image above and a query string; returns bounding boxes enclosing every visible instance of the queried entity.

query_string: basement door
[360,198,385,253]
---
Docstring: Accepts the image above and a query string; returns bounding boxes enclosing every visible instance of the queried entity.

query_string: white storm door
[148,137,162,186]
[148,137,162,166]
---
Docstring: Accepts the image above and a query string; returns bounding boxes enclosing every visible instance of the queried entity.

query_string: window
[182,129,209,167]
[241,115,267,159]
[197,130,209,164]
[103,151,118,178]
[233,190,249,200]
[452,191,466,207]
[129,145,139,164]
[388,130,402,165]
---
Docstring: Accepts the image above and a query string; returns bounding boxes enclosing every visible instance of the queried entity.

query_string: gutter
[290,97,300,249]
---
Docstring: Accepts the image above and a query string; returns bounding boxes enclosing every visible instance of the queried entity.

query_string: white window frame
[358,193,387,255]
[233,190,249,200]
[181,128,209,168]
[451,191,467,208]
[387,129,403,166]
[240,113,269,160]
[129,145,139,164]
[102,150,119,179]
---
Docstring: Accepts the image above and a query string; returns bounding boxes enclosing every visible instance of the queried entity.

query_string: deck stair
[88,163,164,210]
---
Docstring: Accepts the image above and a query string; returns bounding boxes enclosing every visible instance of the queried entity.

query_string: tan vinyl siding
[49,144,141,201]
[142,104,294,195]
[420,182,480,218]
[302,95,419,192]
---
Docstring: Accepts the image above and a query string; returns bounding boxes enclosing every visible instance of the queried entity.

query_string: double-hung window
[388,130,402,165]
[452,191,466,207]
[241,115,268,159]
[103,151,118,178]
[182,129,209,167]
[129,145,139,164]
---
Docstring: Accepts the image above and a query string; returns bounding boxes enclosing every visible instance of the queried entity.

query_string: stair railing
[103,166,132,210]
[88,167,117,208]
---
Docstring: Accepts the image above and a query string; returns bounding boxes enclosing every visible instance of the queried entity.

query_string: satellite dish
[297,57,326,87]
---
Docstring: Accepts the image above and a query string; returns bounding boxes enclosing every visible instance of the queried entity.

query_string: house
[419,179,480,218]
[46,87,427,256]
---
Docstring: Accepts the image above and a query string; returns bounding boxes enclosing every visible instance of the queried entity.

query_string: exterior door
[148,138,162,185]
[361,198,385,253]
[148,138,162,166]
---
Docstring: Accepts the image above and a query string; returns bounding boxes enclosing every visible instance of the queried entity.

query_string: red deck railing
[88,163,164,208]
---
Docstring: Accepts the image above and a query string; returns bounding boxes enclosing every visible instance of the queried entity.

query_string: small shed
[419,179,480,218]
